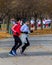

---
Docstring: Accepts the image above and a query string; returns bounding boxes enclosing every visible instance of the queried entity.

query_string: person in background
[30,17,35,32]
[9,18,16,34]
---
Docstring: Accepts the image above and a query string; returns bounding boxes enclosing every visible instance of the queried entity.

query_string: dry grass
[0,32,12,39]
[30,29,52,35]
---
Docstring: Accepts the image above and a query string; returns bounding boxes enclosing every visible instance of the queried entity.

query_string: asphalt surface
[0,34,52,65]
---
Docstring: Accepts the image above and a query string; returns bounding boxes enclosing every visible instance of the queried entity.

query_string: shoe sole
[9,53,15,56]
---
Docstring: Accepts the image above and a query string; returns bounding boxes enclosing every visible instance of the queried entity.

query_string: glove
[30,30,33,33]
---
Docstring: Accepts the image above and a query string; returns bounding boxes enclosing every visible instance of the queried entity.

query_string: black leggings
[21,38,30,53]
[11,35,22,51]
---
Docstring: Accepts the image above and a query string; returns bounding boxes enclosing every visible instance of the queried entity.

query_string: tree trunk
[41,17,43,30]
[35,14,37,30]
[7,16,10,32]
[51,20,52,29]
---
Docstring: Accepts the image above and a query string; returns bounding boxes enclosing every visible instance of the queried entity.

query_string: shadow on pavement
[0,51,52,58]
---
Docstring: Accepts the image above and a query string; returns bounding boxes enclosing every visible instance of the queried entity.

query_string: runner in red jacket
[9,17,22,56]
[12,22,21,36]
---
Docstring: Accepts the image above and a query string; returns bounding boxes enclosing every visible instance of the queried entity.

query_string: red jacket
[12,22,21,36]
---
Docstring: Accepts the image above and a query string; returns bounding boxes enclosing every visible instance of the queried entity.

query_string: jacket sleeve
[11,24,17,33]
[20,25,24,32]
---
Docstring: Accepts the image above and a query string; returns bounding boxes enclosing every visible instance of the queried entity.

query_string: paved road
[0,35,52,47]
[0,35,52,65]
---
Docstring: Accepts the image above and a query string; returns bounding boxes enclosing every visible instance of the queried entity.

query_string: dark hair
[16,17,21,21]
[23,18,28,23]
